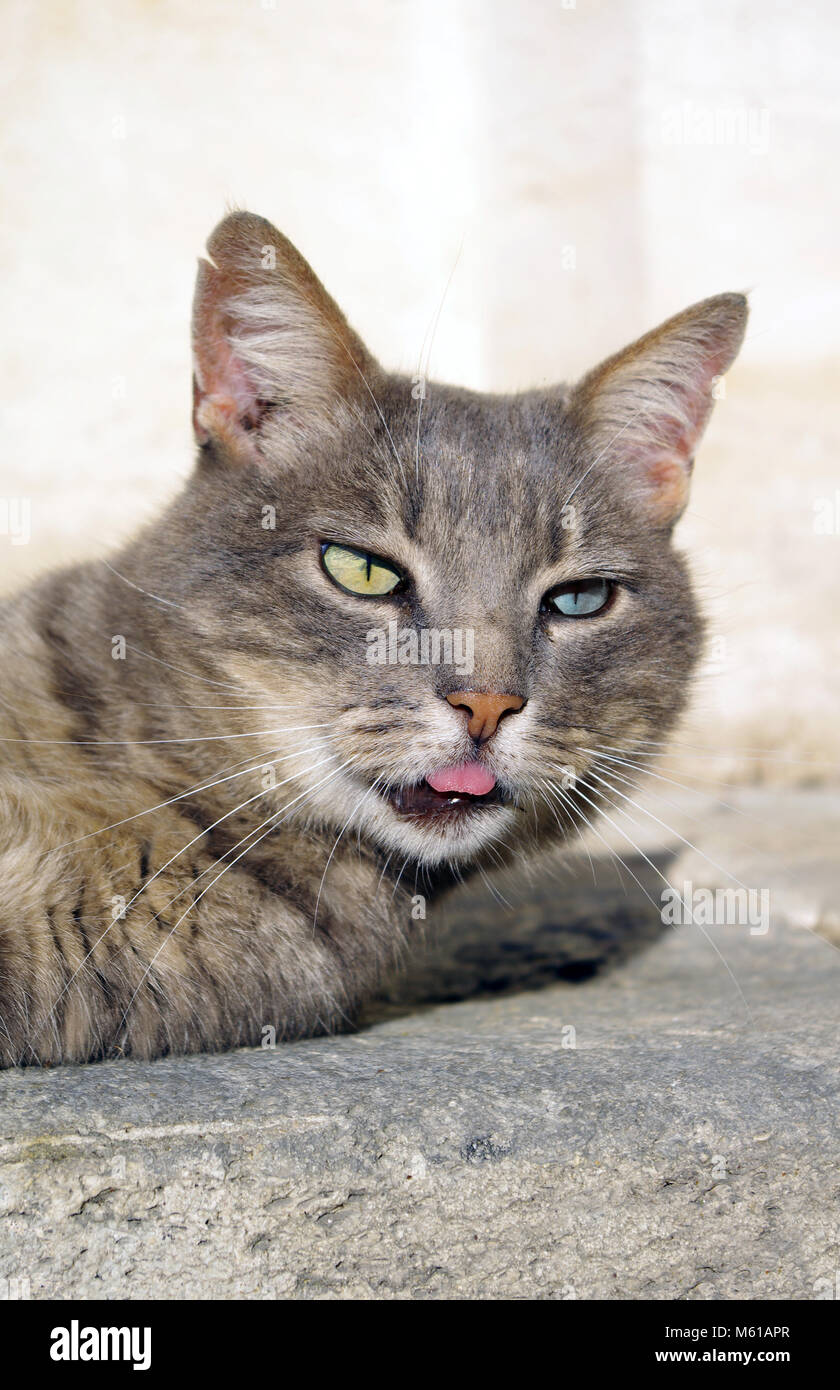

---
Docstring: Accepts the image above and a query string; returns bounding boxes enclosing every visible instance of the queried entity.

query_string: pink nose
[446,691,525,742]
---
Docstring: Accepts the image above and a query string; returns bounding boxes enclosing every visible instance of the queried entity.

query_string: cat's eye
[320,542,405,598]
[543,577,614,618]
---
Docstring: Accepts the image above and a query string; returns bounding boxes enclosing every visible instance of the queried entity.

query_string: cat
[0,211,747,1066]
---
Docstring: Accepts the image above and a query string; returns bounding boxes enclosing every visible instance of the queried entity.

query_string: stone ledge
[1,790,838,1299]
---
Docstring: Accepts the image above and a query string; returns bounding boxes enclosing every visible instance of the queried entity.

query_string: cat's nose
[446,691,526,743]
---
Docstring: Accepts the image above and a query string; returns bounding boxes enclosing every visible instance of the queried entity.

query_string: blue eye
[545,578,613,617]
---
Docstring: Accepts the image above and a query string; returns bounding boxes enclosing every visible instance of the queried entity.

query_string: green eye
[321,543,405,598]
[545,578,613,617]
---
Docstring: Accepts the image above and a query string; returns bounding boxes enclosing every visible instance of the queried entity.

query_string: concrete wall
[1,0,837,779]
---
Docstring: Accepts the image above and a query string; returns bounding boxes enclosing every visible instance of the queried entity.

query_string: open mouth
[385,763,509,823]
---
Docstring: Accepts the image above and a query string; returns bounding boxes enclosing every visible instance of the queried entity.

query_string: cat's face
[176,212,746,868]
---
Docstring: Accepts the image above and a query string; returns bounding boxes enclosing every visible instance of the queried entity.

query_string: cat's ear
[568,293,748,527]
[192,210,374,465]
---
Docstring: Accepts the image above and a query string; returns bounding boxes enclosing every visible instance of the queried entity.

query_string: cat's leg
[0,778,406,1065]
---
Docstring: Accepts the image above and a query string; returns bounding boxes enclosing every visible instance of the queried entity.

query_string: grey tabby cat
[0,211,746,1066]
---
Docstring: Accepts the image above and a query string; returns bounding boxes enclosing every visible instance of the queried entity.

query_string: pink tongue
[426,763,496,796]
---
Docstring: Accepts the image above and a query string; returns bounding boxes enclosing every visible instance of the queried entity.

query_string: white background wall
[1,0,838,778]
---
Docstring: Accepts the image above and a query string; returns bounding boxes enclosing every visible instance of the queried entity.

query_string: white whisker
[571,776,753,1023]
[32,750,339,1042]
[117,756,360,1035]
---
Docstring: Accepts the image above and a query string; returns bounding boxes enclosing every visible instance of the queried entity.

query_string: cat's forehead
[344,379,611,570]
[378,380,573,532]
[391,379,570,478]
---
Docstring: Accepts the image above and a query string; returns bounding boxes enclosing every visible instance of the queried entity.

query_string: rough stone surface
[0,790,838,1300]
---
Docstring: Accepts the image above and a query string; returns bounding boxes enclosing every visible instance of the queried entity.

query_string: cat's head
[179,210,746,867]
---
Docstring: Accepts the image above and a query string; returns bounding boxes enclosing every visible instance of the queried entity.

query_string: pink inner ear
[642,451,691,524]
[620,372,715,524]
[192,261,263,445]
[661,372,714,456]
